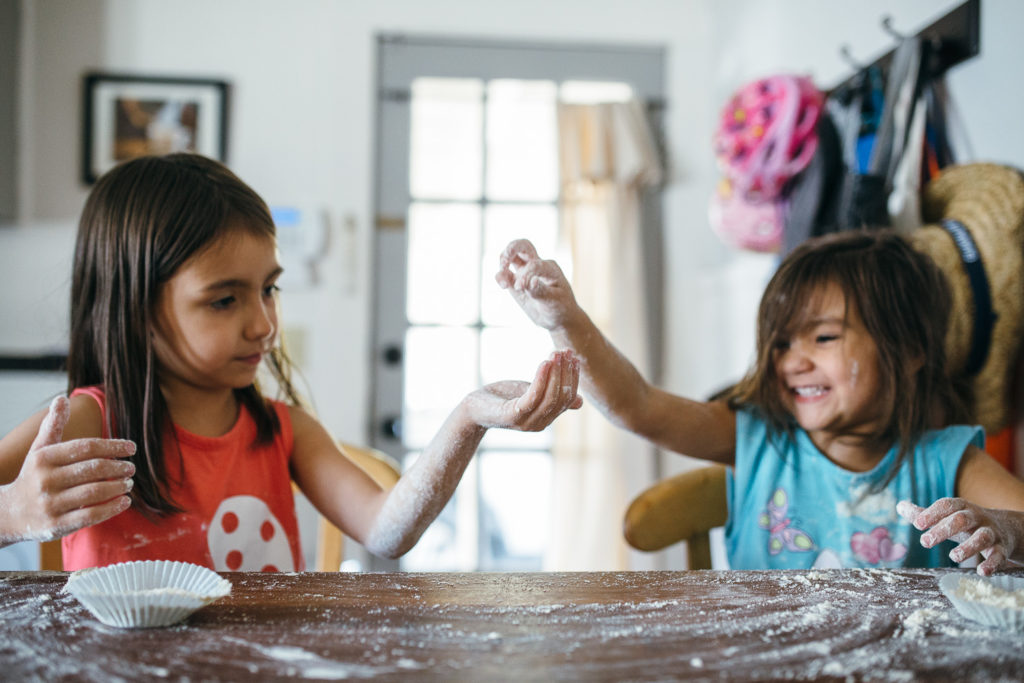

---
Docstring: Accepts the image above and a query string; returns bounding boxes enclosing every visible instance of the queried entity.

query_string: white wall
[3,0,1023,564]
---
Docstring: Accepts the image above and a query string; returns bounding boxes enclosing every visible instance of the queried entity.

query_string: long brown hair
[68,153,303,515]
[726,229,969,481]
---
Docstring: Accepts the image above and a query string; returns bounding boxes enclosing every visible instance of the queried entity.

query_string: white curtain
[544,100,664,571]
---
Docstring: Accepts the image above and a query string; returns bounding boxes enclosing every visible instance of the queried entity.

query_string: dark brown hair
[726,229,969,481]
[68,153,302,515]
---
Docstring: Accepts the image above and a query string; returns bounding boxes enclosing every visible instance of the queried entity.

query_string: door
[372,35,664,570]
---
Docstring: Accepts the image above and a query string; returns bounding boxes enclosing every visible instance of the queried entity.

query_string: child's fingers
[976,547,1007,576]
[29,396,70,453]
[920,509,974,548]
[51,495,133,539]
[53,477,135,515]
[896,500,924,526]
[51,457,136,492]
[514,358,553,417]
[37,438,136,467]
[554,351,580,406]
[947,524,998,562]
[913,497,968,533]
[498,239,539,272]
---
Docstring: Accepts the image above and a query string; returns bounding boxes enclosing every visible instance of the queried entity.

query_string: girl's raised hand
[496,239,579,331]
[898,499,1024,576]
[0,397,136,546]
[466,350,583,431]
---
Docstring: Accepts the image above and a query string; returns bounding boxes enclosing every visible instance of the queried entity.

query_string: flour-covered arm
[496,239,736,464]
[291,351,582,559]
[363,350,581,558]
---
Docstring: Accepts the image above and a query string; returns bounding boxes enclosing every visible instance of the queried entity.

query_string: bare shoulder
[64,393,104,440]
[956,444,1024,511]
[287,405,336,452]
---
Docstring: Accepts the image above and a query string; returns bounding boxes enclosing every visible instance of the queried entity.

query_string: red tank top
[62,387,304,572]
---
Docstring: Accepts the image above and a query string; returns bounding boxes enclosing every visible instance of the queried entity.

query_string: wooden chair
[622,464,728,570]
[38,441,401,572]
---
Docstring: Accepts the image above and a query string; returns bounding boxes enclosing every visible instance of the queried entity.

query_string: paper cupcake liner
[939,572,1024,632]
[63,560,231,628]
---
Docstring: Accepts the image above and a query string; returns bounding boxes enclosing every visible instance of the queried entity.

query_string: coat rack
[829,0,980,97]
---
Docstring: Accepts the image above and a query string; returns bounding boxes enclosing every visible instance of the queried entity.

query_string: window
[373,36,663,570]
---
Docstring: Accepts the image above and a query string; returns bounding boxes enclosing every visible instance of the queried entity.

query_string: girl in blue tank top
[497,230,1024,575]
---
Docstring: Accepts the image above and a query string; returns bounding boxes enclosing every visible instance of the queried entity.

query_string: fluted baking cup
[63,560,231,628]
[939,572,1024,632]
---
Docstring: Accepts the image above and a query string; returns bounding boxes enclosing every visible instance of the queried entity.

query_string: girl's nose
[247,299,277,342]
[777,342,812,374]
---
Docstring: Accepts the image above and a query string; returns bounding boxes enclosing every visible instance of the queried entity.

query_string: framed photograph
[81,72,229,183]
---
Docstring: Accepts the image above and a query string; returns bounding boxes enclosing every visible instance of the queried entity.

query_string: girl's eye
[816,334,839,344]
[210,296,236,310]
[263,284,280,298]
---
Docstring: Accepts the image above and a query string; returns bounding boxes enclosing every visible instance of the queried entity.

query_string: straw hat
[909,163,1024,433]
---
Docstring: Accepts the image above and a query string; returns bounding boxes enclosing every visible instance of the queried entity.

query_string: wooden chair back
[622,464,729,570]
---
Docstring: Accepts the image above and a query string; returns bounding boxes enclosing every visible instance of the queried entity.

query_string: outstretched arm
[0,396,136,547]
[291,350,583,559]
[897,446,1024,575]
[496,239,735,463]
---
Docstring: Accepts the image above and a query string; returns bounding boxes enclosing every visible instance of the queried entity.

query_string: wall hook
[880,15,905,40]
[839,44,863,70]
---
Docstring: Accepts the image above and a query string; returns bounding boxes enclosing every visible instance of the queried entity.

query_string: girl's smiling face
[772,282,885,449]
[152,226,282,396]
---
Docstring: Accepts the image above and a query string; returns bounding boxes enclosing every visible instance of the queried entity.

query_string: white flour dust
[956,575,1024,609]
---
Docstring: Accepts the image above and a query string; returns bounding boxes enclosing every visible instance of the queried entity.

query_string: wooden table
[3,568,1023,681]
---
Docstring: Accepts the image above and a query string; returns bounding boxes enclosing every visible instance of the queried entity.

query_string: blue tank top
[725,408,984,569]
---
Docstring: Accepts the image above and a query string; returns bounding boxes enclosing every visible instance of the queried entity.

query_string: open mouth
[792,385,827,398]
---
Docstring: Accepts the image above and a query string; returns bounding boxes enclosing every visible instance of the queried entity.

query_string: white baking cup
[939,572,1024,632]
[63,560,231,628]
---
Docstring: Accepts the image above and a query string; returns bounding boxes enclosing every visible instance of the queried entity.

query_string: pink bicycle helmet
[714,75,823,200]
[709,177,786,253]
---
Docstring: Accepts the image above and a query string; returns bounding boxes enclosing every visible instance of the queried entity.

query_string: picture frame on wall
[81,72,229,184]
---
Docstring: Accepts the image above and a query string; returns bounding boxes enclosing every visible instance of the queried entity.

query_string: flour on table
[956,576,1024,609]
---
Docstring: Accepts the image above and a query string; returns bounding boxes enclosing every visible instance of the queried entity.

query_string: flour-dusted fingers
[44,495,134,542]
[50,454,136,491]
[896,499,925,526]
[46,476,135,518]
[498,238,541,275]
[512,356,557,425]
[520,351,581,430]
[917,498,976,548]
[547,350,579,413]
[37,438,137,468]
[565,351,582,409]
[946,525,999,563]
[977,546,1009,576]
[28,396,71,453]
[0,397,138,545]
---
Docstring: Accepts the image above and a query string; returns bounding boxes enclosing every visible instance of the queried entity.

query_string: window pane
[486,80,558,201]
[407,202,481,325]
[481,203,559,326]
[410,78,483,200]
[400,454,479,571]
[479,450,551,569]
[560,80,633,104]
[479,326,554,450]
[403,327,478,449]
